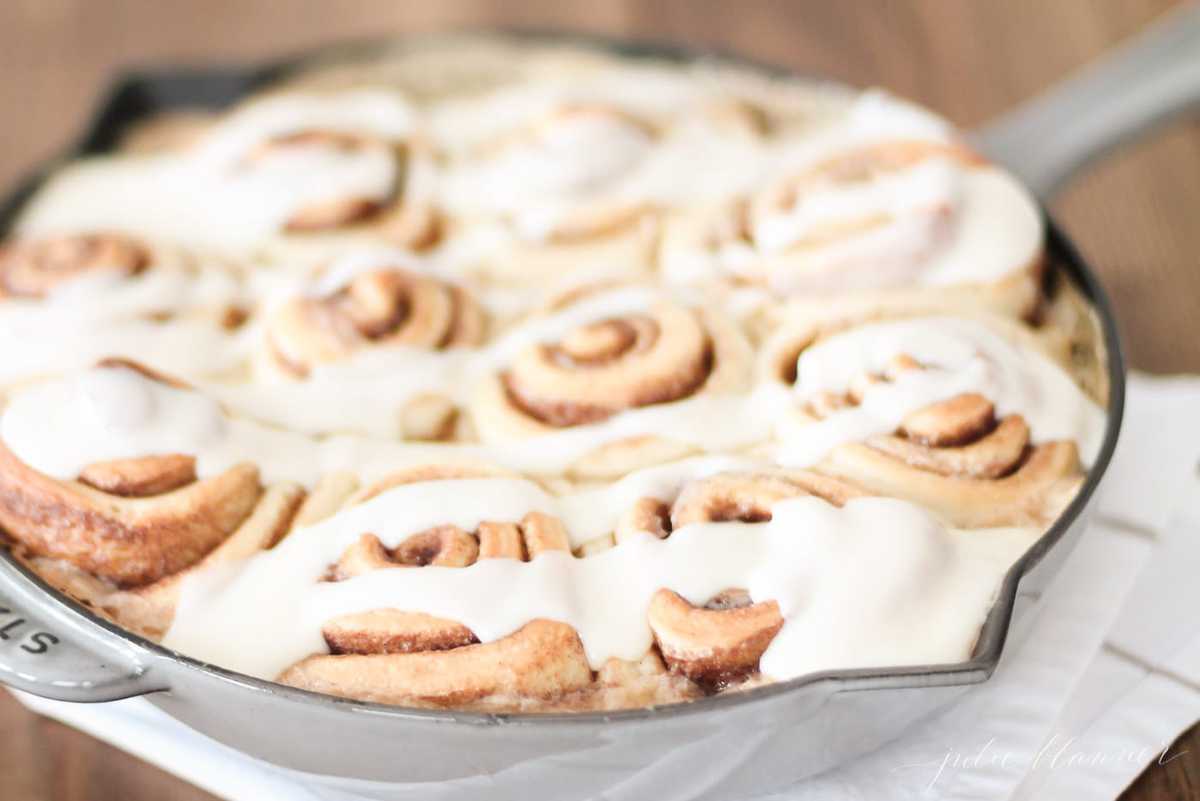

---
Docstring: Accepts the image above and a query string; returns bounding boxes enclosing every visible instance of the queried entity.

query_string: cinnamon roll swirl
[0,442,262,587]
[820,395,1083,527]
[760,313,1103,527]
[660,122,1044,320]
[439,102,662,285]
[0,230,254,390]
[0,364,307,637]
[258,266,485,440]
[0,232,150,298]
[472,288,755,477]
[241,129,440,249]
[0,361,269,587]
[264,267,485,374]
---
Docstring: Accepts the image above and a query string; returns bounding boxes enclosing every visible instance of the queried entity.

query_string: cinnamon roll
[264,267,485,373]
[278,466,701,711]
[437,102,662,285]
[0,442,262,587]
[0,231,254,388]
[760,313,1104,527]
[0,231,243,318]
[0,359,266,585]
[258,266,486,440]
[619,468,862,685]
[434,70,785,288]
[472,287,756,478]
[16,91,440,256]
[0,232,150,298]
[243,128,439,250]
[660,95,1045,320]
[0,367,306,639]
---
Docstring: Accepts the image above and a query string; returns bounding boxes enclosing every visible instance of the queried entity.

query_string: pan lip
[0,28,1126,729]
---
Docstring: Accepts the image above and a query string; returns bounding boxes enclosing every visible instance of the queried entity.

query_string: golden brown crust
[820,439,1082,528]
[648,589,783,685]
[11,481,305,639]
[545,651,704,711]
[0,440,262,587]
[77,454,198,497]
[280,619,594,709]
[323,610,479,656]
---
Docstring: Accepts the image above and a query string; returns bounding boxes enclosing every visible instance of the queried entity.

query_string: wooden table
[0,1,1196,799]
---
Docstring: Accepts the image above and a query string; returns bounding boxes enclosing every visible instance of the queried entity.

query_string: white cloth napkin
[13,373,1200,801]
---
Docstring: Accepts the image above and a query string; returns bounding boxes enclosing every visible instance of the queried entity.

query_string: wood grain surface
[0,1,1196,800]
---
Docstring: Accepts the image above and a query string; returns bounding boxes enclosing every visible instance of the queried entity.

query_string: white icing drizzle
[161,485,1036,681]
[223,285,769,441]
[434,76,783,242]
[0,364,779,483]
[441,110,654,238]
[427,66,757,154]
[194,90,416,163]
[0,311,1100,482]
[15,91,415,251]
[774,316,1106,467]
[751,166,1041,294]
[0,318,245,387]
[0,262,254,384]
[661,91,1042,293]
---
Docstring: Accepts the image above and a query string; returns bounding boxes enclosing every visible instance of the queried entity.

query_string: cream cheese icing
[14,91,417,252]
[0,308,1104,484]
[161,485,1035,681]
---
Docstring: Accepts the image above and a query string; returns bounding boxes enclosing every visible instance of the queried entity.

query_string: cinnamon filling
[266,268,485,378]
[503,305,715,427]
[795,356,1084,526]
[670,470,863,528]
[760,140,982,217]
[244,130,394,232]
[0,233,150,298]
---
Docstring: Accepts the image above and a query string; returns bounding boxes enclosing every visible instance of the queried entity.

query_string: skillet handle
[0,558,164,702]
[974,2,1200,200]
